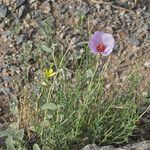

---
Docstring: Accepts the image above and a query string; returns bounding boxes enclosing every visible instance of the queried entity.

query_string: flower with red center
[88,31,115,56]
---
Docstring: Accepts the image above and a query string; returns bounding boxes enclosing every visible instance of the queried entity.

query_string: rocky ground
[0,0,150,149]
[82,140,150,150]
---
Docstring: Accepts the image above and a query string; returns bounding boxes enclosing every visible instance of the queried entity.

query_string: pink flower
[88,31,115,56]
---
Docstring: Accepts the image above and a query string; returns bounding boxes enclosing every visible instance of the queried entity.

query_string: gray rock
[0,77,2,83]
[81,144,101,150]
[99,146,115,150]
[0,5,8,18]
[0,87,11,96]
[122,140,150,150]
[1,30,11,37]
[0,22,5,28]
[144,12,150,19]
[81,145,115,150]
[31,10,41,19]
[30,0,36,3]
[129,37,141,47]
[16,34,27,44]
[81,141,150,150]
[3,18,10,26]
[144,61,150,68]
[16,0,27,8]
[2,76,12,83]
[14,15,20,24]
[10,65,19,73]
[61,5,67,14]
[18,5,25,18]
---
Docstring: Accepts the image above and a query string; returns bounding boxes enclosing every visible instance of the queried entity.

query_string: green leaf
[41,102,57,111]
[29,126,37,132]
[0,130,8,137]
[18,145,22,150]
[6,137,15,150]
[16,129,24,141]
[40,44,52,53]
[9,122,19,130]
[41,120,50,127]
[86,69,94,78]
[10,102,18,115]
[0,128,15,137]
[33,143,41,150]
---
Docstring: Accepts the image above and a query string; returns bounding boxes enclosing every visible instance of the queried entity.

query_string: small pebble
[129,37,141,47]
[16,0,27,8]
[144,61,150,68]
[16,34,27,44]
[18,5,26,18]
[0,87,11,96]
[2,76,12,83]
[2,30,11,37]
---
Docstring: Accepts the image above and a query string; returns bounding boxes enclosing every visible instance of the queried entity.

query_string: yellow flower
[45,68,56,78]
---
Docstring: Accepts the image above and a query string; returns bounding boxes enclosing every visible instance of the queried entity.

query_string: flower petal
[49,69,53,74]
[89,31,115,56]
[89,31,105,54]
[91,31,104,46]
[49,72,56,77]
[88,40,99,54]
[102,33,115,48]
[101,45,113,56]
[45,68,56,78]
[101,33,115,56]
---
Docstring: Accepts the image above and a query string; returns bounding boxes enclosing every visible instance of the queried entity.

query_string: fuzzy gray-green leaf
[41,102,57,111]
